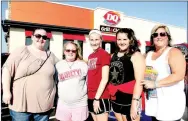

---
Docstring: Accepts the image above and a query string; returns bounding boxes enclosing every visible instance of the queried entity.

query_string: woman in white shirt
[141,24,186,121]
[55,42,88,121]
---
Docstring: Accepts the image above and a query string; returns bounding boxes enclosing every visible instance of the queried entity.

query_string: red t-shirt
[87,48,111,99]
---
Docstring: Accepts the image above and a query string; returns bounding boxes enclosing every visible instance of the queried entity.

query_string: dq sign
[103,11,121,26]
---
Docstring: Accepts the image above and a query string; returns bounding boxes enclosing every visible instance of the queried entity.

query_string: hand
[141,80,156,89]
[93,100,101,114]
[3,91,12,104]
[130,100,139,120]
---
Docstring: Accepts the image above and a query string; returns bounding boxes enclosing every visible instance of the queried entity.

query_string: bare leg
[90,113,97,121]
[95,113,108,121]
[114,112,124,121]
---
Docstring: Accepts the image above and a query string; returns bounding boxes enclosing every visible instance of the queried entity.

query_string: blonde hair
[150,24,172,48]
[151,24,171,35]
[63,41,83,60]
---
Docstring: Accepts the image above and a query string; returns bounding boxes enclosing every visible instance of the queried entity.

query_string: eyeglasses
[152,32,167,38]
[34,34,48,40]
[65,49,77,53]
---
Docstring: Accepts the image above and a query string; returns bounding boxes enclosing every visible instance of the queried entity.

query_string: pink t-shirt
[87,48,111,99]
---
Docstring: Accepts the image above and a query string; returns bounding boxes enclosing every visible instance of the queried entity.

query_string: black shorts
[111,90,139,121]
[88,99,111,115]
[111,101,131,121]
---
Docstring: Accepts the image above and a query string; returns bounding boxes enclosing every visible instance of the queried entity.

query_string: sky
[1,1,187,53]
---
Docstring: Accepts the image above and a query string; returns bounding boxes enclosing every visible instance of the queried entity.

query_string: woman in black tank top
[108,28,146,121]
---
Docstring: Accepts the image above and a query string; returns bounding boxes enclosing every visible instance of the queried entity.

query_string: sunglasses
[152,32,167,38]
[65,49,77,53]
[34,34,48,40]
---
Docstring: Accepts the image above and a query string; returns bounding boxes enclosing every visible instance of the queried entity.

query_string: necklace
[66,60,75,69]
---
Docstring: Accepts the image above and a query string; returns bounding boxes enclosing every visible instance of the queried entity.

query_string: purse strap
[14,51,51,81]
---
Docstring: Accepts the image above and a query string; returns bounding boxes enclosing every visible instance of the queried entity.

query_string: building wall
[7,3,187,59]
[9,28,25,53]
[93,8,187,53]
[83,36,93,61]
[9,1,94,29]
[50,31,63,59]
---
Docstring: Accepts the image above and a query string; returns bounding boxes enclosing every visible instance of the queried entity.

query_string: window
[102,41,116,54]
[63,39,83,59]
[25,37,50,50]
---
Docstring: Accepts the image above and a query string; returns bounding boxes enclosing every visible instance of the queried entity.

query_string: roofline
[121,14,187,30]
[1,20,91,34]
[45,1,186,30]
[44,0,94,11]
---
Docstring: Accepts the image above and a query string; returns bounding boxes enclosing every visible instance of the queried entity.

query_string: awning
[102,35,141,46]
[175,43,188,48]
[102,35,116,42]
[145,41,151,46]
[137,40,141,46]
[63,33,85,41]
[25,30,52,38]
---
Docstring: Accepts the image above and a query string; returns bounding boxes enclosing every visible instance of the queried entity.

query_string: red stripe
[145,41,151,46]
[102,35,116,42]
[63,33,85,41]
[25,30,52,38]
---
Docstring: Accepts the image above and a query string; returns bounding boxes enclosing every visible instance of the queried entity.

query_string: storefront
[2,1,187,60]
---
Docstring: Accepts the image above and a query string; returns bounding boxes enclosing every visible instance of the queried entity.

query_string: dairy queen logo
[103,11,121,25]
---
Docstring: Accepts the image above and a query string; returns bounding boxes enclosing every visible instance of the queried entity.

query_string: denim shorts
[9,109,50,121]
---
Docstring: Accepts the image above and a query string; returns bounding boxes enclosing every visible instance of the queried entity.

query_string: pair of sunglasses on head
[152,32,167,38]
[34,34,48,40]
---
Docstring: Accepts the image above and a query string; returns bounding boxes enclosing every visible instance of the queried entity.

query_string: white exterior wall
[83,35,93,61]
[9,28,25,53]
[93,8,187,54]
[50,31,63,59]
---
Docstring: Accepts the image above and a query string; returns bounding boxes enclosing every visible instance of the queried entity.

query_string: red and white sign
[103,11,121,26]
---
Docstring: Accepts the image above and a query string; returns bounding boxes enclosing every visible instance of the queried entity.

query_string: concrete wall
[50,31,63,59]
[9,28,25,53]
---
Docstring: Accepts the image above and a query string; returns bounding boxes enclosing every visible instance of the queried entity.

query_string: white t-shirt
[55,60,88,107]
[145,47,185,121]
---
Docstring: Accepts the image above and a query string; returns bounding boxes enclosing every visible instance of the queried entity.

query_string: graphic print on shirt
[144,66,158,99]
[88,58,98,70]
[109,61,124,85]
[58,69,81,81]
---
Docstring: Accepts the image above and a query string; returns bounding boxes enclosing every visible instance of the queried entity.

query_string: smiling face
[31,29,47,50]
[64,43,77,62]
[89,33,102,51]
[152,27,169,49]
[116,32,130,52]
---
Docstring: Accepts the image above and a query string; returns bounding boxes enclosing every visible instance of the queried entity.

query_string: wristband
[94,98,99,101]
[132,98,140,101]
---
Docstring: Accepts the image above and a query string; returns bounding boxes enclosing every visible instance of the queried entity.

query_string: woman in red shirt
[87,29,111,121]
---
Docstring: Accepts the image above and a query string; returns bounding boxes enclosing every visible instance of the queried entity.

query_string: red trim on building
[25,30,52,38]
[176,43,188,48]
[102,35,141,46]
[63,33,86,41]
[145,41,151,46]
[102,35,116,42]
[137,40,141,46]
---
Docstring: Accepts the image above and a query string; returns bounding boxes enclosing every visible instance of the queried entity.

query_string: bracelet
[132,98,140,101]
[94,98,99,101]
